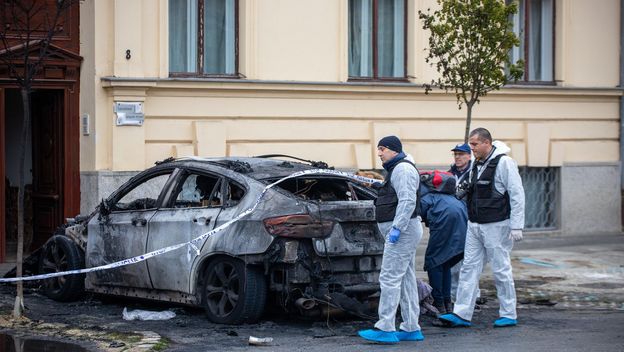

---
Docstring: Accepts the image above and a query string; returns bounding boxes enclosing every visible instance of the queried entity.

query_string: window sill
[169,73,242,79]
[505,80,557,87]
[347,77,410,83]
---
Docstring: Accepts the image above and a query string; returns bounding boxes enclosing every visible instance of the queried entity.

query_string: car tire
[201,256,267,324]
[38,235,85,302]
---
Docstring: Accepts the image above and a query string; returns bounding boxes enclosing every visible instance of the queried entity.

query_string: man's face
[453,151,470,169]
[377,146,398,164]
[468,135,492,160]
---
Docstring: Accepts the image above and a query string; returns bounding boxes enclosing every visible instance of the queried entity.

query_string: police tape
[0,168,382,283]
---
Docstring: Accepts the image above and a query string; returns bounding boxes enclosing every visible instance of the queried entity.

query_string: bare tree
[0,0,74,318]
[419,0,524,142]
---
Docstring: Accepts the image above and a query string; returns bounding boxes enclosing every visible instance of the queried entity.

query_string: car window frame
[106,167,181,214]
[162,166,249,210]
[163,169,222,209]
[261,175,377,201]
[217,175,247,207]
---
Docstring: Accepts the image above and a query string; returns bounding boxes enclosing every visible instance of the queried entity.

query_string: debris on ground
[248,336,273,346]
[122,307,176,321]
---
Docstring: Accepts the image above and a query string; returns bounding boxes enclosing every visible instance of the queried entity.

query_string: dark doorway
[3,88,64,258]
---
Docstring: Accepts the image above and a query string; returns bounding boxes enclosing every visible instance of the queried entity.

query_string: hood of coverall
[473,140,511,163]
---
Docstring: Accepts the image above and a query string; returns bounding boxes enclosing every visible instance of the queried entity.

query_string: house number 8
[125,49,131,60]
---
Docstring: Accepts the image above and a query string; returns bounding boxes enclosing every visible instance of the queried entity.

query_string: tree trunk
[13,87,30,318]
[13,336,24,352]
[464,101,475,143]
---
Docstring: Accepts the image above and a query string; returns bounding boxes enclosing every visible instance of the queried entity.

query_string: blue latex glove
[388,227,401,244]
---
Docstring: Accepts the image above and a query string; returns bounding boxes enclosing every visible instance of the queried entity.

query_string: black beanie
[377,135,403,153]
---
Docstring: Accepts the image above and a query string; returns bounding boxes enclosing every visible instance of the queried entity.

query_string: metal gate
[519,167,560,231]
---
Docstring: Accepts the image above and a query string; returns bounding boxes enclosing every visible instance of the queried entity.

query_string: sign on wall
[114,102,144,126]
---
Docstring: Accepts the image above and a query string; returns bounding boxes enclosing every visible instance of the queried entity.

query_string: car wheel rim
[40,241,68,292]
[206,262,240,318]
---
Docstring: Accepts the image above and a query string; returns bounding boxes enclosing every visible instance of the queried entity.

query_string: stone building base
[80,162,622,235]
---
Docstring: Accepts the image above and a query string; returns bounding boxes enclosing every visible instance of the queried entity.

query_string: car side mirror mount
[99,198,111,219]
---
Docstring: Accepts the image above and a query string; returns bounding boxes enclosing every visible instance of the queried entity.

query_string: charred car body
[36,157,385,324]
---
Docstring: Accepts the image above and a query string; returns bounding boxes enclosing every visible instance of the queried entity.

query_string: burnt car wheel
[202,256,267,324]
[39,235,85,302]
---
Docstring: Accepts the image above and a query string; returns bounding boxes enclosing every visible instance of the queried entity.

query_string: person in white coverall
[358,135,424,344]
[439,128,525,328]
[448,143,483,308]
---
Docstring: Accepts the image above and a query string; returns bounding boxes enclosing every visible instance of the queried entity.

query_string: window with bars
[519,167,559,231]
[348,0,406,80]
[508,0,555,82]
[169,0,238,77]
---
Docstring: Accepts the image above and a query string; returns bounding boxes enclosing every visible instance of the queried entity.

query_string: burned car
[37,156,385,324]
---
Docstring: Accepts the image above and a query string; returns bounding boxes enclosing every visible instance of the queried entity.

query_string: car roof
[166,156,323,181]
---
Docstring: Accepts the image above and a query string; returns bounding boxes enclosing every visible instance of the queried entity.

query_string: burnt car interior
[267,177,375,201]
[171,172,246,208]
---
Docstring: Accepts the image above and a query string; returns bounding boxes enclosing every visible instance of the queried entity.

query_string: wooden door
[30,90,63,251]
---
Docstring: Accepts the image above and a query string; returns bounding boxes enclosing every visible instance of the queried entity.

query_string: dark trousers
[427,261,454,304]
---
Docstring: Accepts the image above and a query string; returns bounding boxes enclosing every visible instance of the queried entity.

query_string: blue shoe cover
[494,317,517,327]
[438,313,471,327]
[358,329,399,344]
[395,330,424,341]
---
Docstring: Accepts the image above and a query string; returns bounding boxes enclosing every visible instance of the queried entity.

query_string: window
[509,0,554,82]
[174,173,222,207]
[348,0,406,80]
[519,167,559,230]
[169,0,237,76]
[171,172,246,208]
[113,173,172,211]
[267,177,375,201]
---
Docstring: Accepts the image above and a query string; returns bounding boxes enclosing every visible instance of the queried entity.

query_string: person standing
[447,143,472,301]
[439,128,525,328]
[449,142,472,191]
[358,136,424,344]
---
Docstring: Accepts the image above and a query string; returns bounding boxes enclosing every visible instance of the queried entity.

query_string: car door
[86,169,175,289]
[146,170,224,293]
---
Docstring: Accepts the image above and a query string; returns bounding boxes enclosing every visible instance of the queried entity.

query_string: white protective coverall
[453,141,525,321]
[375,160,424,332]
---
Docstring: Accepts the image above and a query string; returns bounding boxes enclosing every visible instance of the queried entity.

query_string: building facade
[79,0,621,235]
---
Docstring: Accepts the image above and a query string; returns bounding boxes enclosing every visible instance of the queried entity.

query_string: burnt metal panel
[86,284,199,306]
[85,210,155,289]
[147,206,222,293]
[311,201,383,256]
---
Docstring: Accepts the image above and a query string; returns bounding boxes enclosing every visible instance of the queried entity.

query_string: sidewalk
[444,232,624,310]
[510,232,624,309]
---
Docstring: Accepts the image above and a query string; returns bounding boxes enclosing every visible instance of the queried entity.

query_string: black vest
[467,154,511,224]
[375,159,420,223]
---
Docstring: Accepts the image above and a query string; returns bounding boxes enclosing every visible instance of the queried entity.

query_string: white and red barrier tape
[0,169,382,283]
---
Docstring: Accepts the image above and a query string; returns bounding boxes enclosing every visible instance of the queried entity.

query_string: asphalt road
[0,286,622,351]
[0,233,622,351]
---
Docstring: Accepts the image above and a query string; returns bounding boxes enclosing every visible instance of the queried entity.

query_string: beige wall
[255,0,345,81]
[80,0,622,172]
[557,0,620,87]
[99,80,620,171]
[79,0,95,171]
